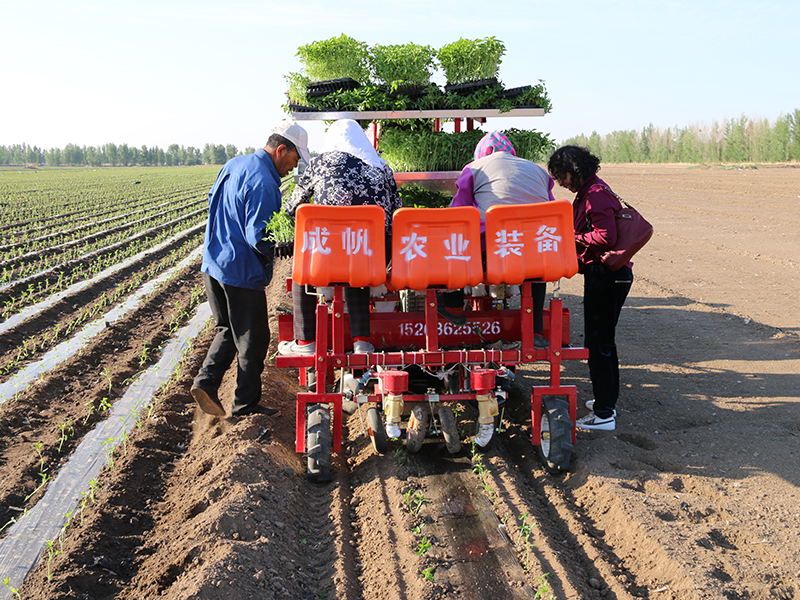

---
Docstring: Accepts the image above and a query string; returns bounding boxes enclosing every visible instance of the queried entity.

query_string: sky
[2,0,798,154]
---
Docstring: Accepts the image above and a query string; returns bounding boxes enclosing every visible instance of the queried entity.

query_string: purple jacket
[573,174,628,269]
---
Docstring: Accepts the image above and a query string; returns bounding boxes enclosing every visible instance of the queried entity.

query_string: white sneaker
[585,400,617,417]
[576,412,616,431]
[385,422,401,439]
[474,423,494,447]
[353,340,374,354]
[278,340,315,356]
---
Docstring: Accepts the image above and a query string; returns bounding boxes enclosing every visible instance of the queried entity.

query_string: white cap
[271,121,311,165]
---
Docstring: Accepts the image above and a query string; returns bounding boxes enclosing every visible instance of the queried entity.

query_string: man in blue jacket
[191,121,310,418]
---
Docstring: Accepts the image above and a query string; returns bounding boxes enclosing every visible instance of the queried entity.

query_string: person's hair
[266,133,297,154]
[547,145,601,186]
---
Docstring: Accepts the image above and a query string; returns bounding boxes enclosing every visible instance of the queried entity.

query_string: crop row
[0,196,206,260]
[1,216,205,321]
[1,201,205,282]
[3,186,207,243]
[0,232,204,379]
[0,166,217,225]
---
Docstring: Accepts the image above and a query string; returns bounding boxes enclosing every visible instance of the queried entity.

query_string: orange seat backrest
[484,200,579,283]
[292,204,386,288]
[390,207,483,290]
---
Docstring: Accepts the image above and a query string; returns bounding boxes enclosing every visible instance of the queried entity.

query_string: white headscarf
[321,119,387,169]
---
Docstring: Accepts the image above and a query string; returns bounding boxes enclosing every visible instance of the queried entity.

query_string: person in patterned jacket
[279,119,401,356]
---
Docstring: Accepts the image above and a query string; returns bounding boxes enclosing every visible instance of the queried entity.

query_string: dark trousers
[583,263,633,418]
[292,281,371,341]
[193,274,269,416]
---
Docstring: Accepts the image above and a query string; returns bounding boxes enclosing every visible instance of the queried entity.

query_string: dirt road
[15,163,800,600]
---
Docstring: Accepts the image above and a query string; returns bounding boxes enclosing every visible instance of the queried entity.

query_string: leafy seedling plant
[2,577,21,599]
[437,36,506,85]
[414,535,432,556]
[422,566,435,582]
[403,489,430,516]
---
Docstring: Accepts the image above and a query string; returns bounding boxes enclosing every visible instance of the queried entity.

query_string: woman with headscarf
[440,131,555,337]
[279,119,401,356]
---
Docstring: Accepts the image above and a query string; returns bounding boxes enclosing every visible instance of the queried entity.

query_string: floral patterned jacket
[284,151,401,231]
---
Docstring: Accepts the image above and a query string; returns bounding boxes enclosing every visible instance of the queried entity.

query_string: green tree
[225,144,238,161]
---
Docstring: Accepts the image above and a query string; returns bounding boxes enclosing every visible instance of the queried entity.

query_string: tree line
[0,143,257,167]
[562,110,800,164]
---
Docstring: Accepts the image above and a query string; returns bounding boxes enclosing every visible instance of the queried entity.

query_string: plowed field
[7,163,800,600]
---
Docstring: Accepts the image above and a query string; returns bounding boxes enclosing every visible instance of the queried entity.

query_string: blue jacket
[201,149,281,290]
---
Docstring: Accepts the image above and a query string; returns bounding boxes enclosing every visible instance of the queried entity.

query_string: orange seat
[390,207,483,290]
[484,201,579,283]
[292,204,386,288]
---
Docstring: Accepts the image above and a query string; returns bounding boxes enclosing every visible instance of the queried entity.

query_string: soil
[7,163,800,600]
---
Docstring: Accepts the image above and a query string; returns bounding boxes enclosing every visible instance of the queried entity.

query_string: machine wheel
[438,406,461,454]
[306,404,332,482]
[366,405,388,454]
[535,396,574,474]
[405,405,429,453]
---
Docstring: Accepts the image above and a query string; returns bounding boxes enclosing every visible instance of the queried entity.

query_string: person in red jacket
[547,145,634,431]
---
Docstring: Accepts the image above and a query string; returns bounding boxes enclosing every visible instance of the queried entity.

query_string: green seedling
[414,535,432,556]
[422,567,435,582]
[1,576,21,599]
[402,490,430,516]
[44,538,60,580]
[33,441,45,470]
[533,573,554,599]
[518,511,534,571]
[24,471,50,502]
[100,367,113,393]
[392,446,407,466]
[99,397,112,412]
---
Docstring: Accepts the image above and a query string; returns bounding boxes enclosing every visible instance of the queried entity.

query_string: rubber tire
[535,395,574,474]
[438,406,461,454]
[405,406,429,453]
[306,404,332,482]
[366,405,388,454]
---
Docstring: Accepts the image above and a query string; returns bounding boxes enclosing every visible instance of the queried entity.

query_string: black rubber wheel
[438,406,461,454]
[306,404,332,482]
[366,405,388,454]
[535,396,574,474]
[405,405,429,453]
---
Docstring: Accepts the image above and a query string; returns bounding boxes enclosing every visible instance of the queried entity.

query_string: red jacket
[573,174,627,270]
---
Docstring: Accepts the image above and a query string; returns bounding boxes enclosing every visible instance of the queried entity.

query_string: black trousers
[583,263,633,418]
[193,274,269,416]
[292,281,371,341]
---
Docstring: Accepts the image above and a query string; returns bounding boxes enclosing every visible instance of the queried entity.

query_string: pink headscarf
[473,131,516,161]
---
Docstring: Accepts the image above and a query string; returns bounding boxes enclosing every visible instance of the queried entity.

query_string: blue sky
[2,0,797,154]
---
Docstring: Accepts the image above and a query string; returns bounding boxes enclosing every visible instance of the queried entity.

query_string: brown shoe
[191,385,225,416]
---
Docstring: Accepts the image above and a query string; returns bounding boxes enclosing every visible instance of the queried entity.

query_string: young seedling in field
[1,577,21,599]
[402,490,430,516]
[532,573,554,599]
[101,436,117,470]
[100,367,113,393]
[99,397,112,412]
[421,567,435,582]
[44,539,59,580]
[33,441,45,470]
[392,445,407,466]
[414,535,432,556]
[517,511,534,571]
[24,471,50,502]
[56,419,74,453]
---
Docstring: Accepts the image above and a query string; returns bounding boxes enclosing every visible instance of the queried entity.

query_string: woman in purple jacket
[547,146,633,431]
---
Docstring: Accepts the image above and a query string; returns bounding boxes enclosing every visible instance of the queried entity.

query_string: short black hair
[547,145,600,185]
[266,133,297,154]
